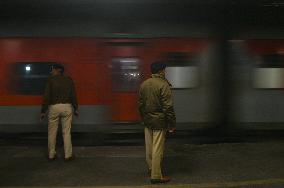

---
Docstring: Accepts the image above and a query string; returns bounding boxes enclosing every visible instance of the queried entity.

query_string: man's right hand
[40,113,46,122]
[168,127,176,133]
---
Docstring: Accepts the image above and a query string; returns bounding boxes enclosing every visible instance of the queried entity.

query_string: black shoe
[151,176,171,184]
[48,156,57,161]
[64,156,75,162]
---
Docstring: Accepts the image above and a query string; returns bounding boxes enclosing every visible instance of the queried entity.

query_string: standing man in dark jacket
[138,61,176,184]
[40,64,78,161]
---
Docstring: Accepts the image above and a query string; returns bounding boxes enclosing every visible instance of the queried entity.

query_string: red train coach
[0,38,208,132]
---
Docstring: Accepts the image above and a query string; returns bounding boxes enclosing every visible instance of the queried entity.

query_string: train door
[104,40,147,123]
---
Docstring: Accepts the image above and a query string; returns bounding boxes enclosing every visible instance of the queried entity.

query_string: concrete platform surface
[1,141,284,188]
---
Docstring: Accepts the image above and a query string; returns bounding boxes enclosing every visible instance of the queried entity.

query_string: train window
[165,52,199,89]
[110,57,141,92]
[10,62,53,95]
[256,54,284,68]
[253,54,284,89]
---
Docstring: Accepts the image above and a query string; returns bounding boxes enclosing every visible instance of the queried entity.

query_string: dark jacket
[138,74,176,129]
[41,75,78,113]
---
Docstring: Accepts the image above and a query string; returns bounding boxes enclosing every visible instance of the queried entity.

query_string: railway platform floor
[1,141,284,188]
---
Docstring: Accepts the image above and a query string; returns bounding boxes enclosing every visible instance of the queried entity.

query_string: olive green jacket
[138,74,176,130]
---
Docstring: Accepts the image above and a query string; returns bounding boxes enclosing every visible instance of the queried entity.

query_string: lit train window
[165,52,199,89]
[10,62,54,95]
[110,57,141,92]
[253,54,284,89]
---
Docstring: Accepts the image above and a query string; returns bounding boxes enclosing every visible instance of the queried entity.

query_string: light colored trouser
[145,127,166,179]
[48,104,73,159]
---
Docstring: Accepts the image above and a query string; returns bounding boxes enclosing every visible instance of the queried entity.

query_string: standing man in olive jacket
[138,61,176,184]
[40,64,78,161]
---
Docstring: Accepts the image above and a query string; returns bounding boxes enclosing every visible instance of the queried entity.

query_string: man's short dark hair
[52,64,64,73]
[151,61,167,74]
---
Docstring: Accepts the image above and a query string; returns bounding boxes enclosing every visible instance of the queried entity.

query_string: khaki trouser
[145,127,166,179]
[48,104,73,159]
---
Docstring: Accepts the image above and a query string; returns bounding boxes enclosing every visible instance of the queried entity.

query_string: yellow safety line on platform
[1,178,284,188]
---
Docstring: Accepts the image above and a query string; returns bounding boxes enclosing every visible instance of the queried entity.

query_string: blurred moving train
[1,38,284,132]
[230,40,284,129]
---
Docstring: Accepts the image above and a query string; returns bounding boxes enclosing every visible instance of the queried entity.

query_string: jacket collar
[151,73,172,87]
[151,73,165,79]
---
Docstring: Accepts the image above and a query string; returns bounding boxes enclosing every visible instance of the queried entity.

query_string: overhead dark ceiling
[0,0,283,26]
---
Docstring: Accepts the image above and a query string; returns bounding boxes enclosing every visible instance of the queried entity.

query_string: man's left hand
[74,110,79,117]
